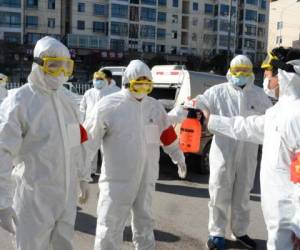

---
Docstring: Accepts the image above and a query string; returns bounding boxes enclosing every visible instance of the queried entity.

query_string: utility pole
[227,0,233,67]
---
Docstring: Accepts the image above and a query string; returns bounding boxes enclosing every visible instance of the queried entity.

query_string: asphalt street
[0,155,267,250]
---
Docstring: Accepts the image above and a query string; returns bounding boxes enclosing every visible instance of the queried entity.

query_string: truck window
[112,76,122,88]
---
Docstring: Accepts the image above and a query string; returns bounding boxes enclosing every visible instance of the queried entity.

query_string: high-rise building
[0,0,23,43]
[268,0,300,51]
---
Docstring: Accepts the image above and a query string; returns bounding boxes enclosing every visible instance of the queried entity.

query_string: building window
[171,30,177,39]
[204,4,214,14]
[158,0,166,6]
[244,38,256,49]
[140,7,156,22]
[193,2,198,11]
[4,32,21,43]
[203,34,217,46]
[203,18,214,30]
[142,42,155,53]
[173,0,178,7]
[258,14,265,23]
[276,36,282,45]
[48,18,55,28]
[192,17,198,26]
[220,4,229,16]
[128,40,138,51]
[192,33,197,41]
[246,0,257,5]
[129,24,139,38]
[172,14,178,24]
[111,4,128,19]
[130,0,139,3]
[94,4,105,16]
[140,25,155,39]
[78,2,85,12]
[245,9,257,22]
[0,12,21,28]
[171,47,177,54]
[93,21,106,33]
[129,6,139,21]
[77,20,85,30]
[277,21,283,30]
[157,45,165,53]
[26,16,38,27]
[110,39,125,51]
[157,28,166,39]
[257,41,264,50]
[111,22,128,36]
[260,0,266,9]
[257,27,265,37]
[0,0,21,8]
[48,0,55,9]
[141,0,156,5]
[219,35,234,47]
[157,12,166,22]
[245,24,256,36]
[26,0,38,8]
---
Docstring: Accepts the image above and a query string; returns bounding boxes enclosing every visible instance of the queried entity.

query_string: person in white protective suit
[80,69,120,175]
[185,55,272,250]
[83,59,187,250]
[0,73,8,103]
[199,47,300,250]
[0,36,90,250]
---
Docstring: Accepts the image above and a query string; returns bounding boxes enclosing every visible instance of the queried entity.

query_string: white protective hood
[278,60,300,100]
[122,59,152,85]
[28,36,70,94]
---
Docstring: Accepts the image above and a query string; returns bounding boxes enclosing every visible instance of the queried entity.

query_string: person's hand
[202,108,210,122]
[177,160,187,179]
[292,233,300,250]
[79,181,90,204]
[0,207,18,234]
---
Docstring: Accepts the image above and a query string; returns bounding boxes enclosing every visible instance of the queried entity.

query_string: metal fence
[6,82,92,95]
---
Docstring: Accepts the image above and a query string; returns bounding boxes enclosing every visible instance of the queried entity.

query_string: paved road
[0,156,267,250]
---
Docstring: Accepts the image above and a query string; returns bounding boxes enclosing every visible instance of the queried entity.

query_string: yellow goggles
[230,65,253,77]
[93,71,106,80]
[261,52,278,70]
[35,57,74,77]
[129,79,153,94]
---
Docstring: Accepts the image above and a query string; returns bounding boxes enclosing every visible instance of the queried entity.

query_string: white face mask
[131,92,147,100]
[263,78,278,99]
[44,74,68,90]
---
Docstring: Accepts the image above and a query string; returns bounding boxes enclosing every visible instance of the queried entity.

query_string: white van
[99,66,126,88]
[151,65,226,174]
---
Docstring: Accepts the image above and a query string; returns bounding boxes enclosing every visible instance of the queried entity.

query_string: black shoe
[232,234,257,249]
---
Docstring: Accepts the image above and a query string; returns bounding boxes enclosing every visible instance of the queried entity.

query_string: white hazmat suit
[192,55,272,237]
[84,60,186,250]
[207,60,300,249]
[80,78,120,174]
[0,36,90,250]
[0,73,8,104]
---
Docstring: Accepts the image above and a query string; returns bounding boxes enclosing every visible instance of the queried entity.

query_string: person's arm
[0,97,24,209]
[157,103,187,178]
[83,101,108,166]
[79,94,87,122]
[208,114,265,145]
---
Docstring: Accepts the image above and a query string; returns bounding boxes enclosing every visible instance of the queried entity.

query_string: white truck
[151,65,226,174]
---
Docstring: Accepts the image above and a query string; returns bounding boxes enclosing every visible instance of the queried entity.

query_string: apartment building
[268,0,300,51]
[0,0,23,43]
[0,0,269,66]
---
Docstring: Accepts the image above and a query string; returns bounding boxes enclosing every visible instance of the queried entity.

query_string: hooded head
[226,55,254,88]
[0,73,8,88]
[123,60,153,100]
[28,36,72,93]
[261,47,300,100]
